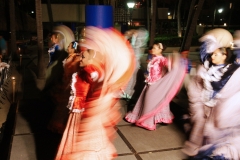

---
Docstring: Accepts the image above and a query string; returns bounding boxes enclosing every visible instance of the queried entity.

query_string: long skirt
[55,112,117,160]
[125,61,185,130]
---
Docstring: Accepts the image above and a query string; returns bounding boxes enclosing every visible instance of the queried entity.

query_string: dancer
[122,28,149,99]
[45,25,75,89]
[125,42,186,130]
[48,41,81,134]
[232,30,240,64]
[144,44,167,78]
[62,41,82,86]
[55,26,134,159]
[182,28,240,159]
[180,50,192,74]
[47,32,62,68]
[180,50,193,90]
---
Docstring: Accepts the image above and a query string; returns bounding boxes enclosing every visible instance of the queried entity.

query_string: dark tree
[35,0,46,79]
[180,0,205,52]
[149,0,156,46]
[47,0,54,31]
[9,0,17,58]
[177,0,183,37]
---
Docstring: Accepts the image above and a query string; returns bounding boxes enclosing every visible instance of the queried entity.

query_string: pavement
[0,45,198,160]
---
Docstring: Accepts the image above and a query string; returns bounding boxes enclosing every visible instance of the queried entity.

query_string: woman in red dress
[55,27,135,160]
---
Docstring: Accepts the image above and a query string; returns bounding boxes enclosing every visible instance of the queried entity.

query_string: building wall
[42,4,168,23]
[42,4,85,22]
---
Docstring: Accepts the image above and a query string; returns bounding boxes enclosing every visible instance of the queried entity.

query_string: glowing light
[218,8,223,13]
[127,2,135,8]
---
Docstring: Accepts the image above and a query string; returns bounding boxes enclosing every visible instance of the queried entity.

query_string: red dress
[55,64,118,160]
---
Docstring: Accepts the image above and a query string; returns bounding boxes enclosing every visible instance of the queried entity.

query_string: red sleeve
[83,65,100,83]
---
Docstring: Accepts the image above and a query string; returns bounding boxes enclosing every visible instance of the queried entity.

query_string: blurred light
[218,8,223,13]
[31,11,34,14]
[135,2,141,8]
[220,19,222,21]
[199,23,202,26]
[224,23,227,26]
[134,22,139,26]
[230,3,232,9]
[127,2,135,8]
[168,12,170,15]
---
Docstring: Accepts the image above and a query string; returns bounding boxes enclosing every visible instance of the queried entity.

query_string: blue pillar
[85,5,113,28]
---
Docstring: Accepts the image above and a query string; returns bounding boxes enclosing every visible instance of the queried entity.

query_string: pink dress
[125,54,186,130]
[145,55,168,84]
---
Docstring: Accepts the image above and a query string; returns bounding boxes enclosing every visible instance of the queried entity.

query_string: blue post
[85,5,113,28]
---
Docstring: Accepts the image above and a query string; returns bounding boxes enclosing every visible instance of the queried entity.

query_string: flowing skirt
[55,112,117,160]
[125,60,185,130]
[55,113,82,158]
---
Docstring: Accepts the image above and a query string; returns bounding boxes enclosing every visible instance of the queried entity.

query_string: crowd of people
[43,23,240,160]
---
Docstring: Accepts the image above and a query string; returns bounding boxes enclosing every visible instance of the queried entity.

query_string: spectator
[0,35,7,59]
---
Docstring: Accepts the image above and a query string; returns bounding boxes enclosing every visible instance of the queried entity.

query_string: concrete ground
[0,45,198,160]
